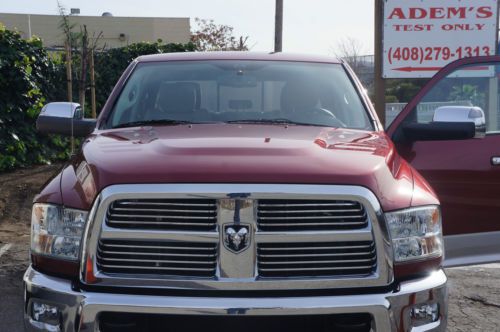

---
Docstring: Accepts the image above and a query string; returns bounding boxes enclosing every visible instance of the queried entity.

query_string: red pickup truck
[25,52,500,332]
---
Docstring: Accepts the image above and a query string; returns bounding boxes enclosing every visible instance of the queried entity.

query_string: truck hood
[56,124,425,211]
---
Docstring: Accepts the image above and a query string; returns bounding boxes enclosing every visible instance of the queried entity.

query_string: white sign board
[383,0,499,78]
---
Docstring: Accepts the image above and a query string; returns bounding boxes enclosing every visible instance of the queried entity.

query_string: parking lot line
[0,243,12,259]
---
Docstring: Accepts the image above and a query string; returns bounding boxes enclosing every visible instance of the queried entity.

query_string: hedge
[0,25,194,172]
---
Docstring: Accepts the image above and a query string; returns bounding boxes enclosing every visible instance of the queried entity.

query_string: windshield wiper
[112,119,193,129]
[225,118,324,127]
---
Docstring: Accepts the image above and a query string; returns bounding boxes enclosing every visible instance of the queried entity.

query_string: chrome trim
[256,229,373,243]
[80,184,393,290]
[24,267,447,332]
[99,225,219,243]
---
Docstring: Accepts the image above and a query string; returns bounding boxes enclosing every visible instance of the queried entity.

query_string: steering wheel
[311,108,347,128]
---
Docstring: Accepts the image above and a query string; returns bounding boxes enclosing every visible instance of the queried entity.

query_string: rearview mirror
[433,106,486,138]
[36,102,96,137]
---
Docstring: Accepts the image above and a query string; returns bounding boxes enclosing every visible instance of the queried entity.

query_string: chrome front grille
[97,239,218,277]
[257,199,368,231]
[257,241,377,278]
[85,184,391,291]
[106,199,217,231]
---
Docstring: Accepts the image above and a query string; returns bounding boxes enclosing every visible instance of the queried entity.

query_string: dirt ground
[0,164,499,331]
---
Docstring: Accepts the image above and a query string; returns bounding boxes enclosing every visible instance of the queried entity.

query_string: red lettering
[477,6,493,18]
[430,8,446,19]
[388,6,493,21]
[388,8,405,19]
[409,7,427,19]
[447,7,467,19]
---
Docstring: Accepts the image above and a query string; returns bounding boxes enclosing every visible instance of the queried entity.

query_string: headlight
[385,206,443,262]
[31,203,88,261]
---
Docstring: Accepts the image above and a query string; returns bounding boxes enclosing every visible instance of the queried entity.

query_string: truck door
[387,56,500,267]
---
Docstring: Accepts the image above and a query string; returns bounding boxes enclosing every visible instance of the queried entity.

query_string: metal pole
[374,0,386,128]
[274,0,283,52]
[65,41,73,103]
[27,14,32,39]
[65,41,74,153]
[90,49,97,119]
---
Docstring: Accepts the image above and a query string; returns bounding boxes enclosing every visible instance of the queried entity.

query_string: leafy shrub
[0,26,68,172]
[0,27,195,172]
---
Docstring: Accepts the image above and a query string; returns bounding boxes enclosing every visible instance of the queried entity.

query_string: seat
[153,82,199,120]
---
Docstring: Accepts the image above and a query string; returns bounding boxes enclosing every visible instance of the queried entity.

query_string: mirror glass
[40,102,82,119]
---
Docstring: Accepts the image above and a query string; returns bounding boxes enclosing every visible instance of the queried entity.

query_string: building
[0,12,191,48]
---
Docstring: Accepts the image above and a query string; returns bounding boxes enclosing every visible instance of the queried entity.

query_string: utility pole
[374,0,386,127]
[274,0,283,52]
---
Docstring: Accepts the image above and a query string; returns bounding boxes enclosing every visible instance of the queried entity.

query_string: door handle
[492,157,500,165]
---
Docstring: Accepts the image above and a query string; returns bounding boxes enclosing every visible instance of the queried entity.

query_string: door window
[406,63,500,134]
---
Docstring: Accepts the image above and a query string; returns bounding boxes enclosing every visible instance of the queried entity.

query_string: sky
[0,0,375,55]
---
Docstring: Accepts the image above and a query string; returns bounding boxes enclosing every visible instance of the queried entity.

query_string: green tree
[191,18,249,51]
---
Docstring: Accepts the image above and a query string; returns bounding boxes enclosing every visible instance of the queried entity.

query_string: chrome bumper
[24,266,447,332]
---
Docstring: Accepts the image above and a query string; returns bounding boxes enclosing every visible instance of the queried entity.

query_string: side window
[410,63,500,134]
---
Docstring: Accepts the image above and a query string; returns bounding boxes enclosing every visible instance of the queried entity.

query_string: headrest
[156,82,199,114]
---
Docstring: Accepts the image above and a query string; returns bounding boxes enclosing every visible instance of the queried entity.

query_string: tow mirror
[401,105,485,142]
[36,102,96,137]
[433,106,486,138]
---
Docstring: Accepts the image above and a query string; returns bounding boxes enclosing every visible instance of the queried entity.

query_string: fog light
[30,301,61,331]
[410,303,439,325]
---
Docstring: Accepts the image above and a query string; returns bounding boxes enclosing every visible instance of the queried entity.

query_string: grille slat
[118,202,216,207]
[257,199,368,231]
[109,214,215,220]
[99,250,216,258]
[259,258,375,265]
[258,244,373,251]
[97,255,217,265]
[106,199,217,231]
[259,208,364,214]
[257,222,367,227]
[258,215,366,220]
[257,241,376,278]
[98,264,216,272]
[97,240,218,277]
[259,265,377,272]
[107,220,217,227]
[112,208,216,213]
[100,243,216,252]
[258,202,358,207]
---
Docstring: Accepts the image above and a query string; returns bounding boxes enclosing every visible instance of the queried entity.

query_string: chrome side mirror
[39,102,83,119]
[37,102,96,137]
[433,106,486,138]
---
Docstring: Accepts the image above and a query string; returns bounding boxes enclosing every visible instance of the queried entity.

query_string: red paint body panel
[395,138,500,235]
[33,170,63,205]
[36,124,438,213]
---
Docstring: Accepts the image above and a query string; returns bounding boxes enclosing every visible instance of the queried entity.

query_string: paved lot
[1,165,499,331]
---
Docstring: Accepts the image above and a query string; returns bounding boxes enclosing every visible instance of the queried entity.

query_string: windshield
[106,60,373,130]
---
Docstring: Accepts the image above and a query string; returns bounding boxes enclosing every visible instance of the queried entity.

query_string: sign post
[382,0,499,79]
[374,0,386,126]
